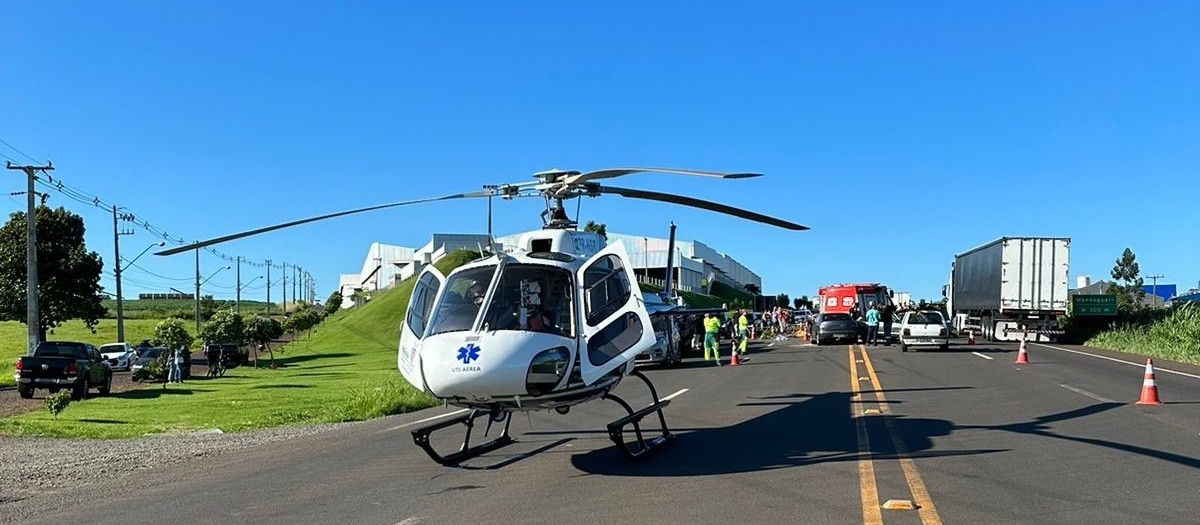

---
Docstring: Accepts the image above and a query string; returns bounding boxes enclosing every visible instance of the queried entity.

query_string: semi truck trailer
[945,237,1070,342]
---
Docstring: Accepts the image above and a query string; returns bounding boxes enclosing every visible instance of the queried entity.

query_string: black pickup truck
[15,341,113,400]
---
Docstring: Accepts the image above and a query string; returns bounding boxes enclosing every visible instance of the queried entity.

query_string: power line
[0,138,42,164]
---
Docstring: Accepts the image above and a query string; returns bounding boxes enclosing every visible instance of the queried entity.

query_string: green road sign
[1073,294,1117,316]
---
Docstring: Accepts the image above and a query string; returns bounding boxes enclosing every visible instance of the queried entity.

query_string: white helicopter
[158,167,807,465]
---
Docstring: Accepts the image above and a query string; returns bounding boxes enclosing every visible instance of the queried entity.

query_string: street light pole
[116,240,165,343]
[195,262,231,333]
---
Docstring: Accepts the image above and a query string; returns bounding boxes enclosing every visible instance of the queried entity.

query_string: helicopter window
[582,254,631,327]
[587,311,644,366]
[406,272,442,338]
[481,265,574,337]
[427,265,497,335]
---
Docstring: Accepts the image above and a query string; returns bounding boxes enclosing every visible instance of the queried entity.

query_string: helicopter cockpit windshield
[427,265,498,335]
[481,265,575,337]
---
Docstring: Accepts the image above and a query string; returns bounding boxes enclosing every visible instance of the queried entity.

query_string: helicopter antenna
[574,196,582,230]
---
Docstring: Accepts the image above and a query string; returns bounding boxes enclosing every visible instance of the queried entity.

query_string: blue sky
[3,2,1198,304]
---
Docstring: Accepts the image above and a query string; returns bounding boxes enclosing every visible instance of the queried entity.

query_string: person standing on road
[882,302,896,346]
[865,303,880,346]
[703,313,721,365]
[737,309,750,357]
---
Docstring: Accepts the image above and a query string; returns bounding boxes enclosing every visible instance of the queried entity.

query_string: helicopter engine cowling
[421,330,574,402]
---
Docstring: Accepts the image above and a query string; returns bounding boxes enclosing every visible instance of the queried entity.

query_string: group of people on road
[859,301,897,346]
[703,309,752,366]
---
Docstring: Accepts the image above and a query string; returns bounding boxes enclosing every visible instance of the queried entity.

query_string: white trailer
[947,237,1070,342]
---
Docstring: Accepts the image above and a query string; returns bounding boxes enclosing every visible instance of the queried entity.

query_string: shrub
[133,361,166,382]
[45,391,71,418]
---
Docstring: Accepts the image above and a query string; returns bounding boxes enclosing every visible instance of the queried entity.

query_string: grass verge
[0,250,481,438]
[1085,304,1200,364]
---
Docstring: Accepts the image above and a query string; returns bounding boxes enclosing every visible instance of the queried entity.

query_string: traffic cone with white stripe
[1014,338,1029,364]
[967,330,976,346]
[1136,358,1163,405]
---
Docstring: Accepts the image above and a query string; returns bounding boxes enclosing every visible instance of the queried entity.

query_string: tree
[283,304,321,338]
[245,315,283,368]
[153,318,194,352]
[793,296,813,310]
[323,291,342,317]
[199,310,246,346]
[775,293,790,310]
[1107,247,1145,311]
[583,220,607,239]
[0,206,106,340]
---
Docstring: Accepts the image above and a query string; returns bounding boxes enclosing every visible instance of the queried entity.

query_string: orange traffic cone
[1137,358,1163,405]
[967,330,976,346]
[729,348,740,366]
[1014,339,1029,364]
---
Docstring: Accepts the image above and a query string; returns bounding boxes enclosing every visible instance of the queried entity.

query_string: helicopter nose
[420,334,532,398]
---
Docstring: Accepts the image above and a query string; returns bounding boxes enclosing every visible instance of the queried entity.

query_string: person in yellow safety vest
[703,312,721,366]
[737,309,749,356]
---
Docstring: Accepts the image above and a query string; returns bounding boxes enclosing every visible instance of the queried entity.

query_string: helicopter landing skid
[411,409,514,466]
[604,369,674,460]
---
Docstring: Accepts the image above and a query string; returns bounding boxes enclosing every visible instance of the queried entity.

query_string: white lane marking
[395,518,425,525]
[378,409,470,433]
[1032,343,1200,380]
[972,352,994,361]
[661,388,689,401]
[1059,384,1116,403]
[768,342,776,347]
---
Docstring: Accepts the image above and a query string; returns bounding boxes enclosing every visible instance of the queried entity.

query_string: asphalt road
[11,338,1200,525]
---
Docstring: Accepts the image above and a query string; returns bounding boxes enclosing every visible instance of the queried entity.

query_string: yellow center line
[860,346,944,525]
[849,345,883,525]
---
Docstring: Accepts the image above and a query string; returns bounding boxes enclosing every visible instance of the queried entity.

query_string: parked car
[635,315,684,367]
[129,346,166,379]
[99,342,136,371]
[899,310,951,352]
[14,341,112,399]
[811,312,859,345]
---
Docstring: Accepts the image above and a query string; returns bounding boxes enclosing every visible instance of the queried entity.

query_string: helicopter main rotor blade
[597,185,809,231]
[563,167,761,186]
[156,190,492,256]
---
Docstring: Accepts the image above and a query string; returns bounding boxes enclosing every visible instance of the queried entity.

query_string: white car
[99,342,136,371]
[899,311,950,352]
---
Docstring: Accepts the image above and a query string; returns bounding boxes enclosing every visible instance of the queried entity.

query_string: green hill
[0,250,482,438]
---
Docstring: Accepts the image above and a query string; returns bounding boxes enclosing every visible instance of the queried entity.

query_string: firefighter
[703,312,721,365]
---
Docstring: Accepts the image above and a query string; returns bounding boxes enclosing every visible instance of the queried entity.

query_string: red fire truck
[817,283,894,316]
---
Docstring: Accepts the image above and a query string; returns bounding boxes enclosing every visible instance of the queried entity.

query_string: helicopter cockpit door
[398,266,445,392]
[576,241,656,385]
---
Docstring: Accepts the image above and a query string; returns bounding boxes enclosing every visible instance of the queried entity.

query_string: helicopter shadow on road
[571,388,1004,476]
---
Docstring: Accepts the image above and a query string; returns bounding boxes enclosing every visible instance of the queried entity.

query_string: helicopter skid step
[603,369,675,461]
[411,409,514,466]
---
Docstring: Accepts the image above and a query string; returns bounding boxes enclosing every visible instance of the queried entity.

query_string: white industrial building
[338,234,491,308]
[338,230,761,309]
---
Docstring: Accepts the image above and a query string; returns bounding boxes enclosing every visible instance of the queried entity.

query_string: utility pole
[282,262,288,314]
[235,256,242,315]
[194,247,201,334]
[7,161,52,355]
[112,206,135,342]
[265,260,272,315]
[1147,274,1165,306]
[293,265,298,305]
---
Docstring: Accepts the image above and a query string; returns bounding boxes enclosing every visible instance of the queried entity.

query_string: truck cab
[15,341,113,400]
